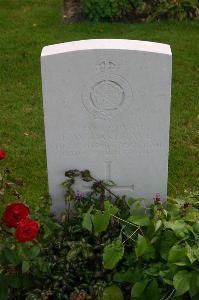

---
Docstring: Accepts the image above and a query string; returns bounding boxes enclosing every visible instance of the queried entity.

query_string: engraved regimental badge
[82,60,133,120]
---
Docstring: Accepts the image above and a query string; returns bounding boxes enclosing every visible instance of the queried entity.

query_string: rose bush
[2,202,39,243]
[0,199,61,300]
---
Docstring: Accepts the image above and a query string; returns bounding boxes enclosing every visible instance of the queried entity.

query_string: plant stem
[99,185,105,210]
[91,176,121,201]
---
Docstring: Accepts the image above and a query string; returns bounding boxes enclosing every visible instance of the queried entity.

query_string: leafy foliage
[62,169,199,299]
[103,239,124,270]
[79,0,199,21]
[80,0,131,21]
[173,270,191,296]
[101,285,124,300]
[1,167,199,299]
[147,0,199,21]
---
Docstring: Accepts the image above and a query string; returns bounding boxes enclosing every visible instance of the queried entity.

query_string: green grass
[0,0,198,204]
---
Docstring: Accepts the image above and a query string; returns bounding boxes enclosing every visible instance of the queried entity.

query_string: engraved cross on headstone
[105,161,134,194]
[80,161,134,195]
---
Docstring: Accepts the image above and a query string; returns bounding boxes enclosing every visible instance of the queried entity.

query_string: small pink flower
[153,192,161,203]
[76,190,85,200]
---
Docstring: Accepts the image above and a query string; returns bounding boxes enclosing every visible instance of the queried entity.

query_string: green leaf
[67,247,81,261]
[135,235,155,259]
[159,270,173,286]
[103,239,124,269]
[81,170,93,182]
[164,220,189,239]
[154,220,162,232]
[82,211,93,232]
[193,245,199,260]
[144,263,161,276]
[103,180,116,187]
[135,235,148,257]
[185,243,196,264]
[173,270,191,296]
[128,215,149,227]
[29,245,40,258]
[104,201,119,215]
[190,271,199,296]
[130,203,142,214]
[193,223,199,235]
[159,231,177,260]
[127,197,145,206]
[131,280,148,298]
[0,276,8,300]
[65,169,80,177]
[114,268,142,284]
[5,248,21,265]
[144,279,160,300]
[22,261,30,273]
[113,270,135,284]
[184,207,199,223]
[127,198,136,206]
[101,285,124,300]
[9,276,21,288]
[168,244,189,266]
[93,211,110,233]
[22,276,32,289]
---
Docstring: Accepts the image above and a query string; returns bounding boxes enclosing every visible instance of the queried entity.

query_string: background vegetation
[0,0,198,205]
[80,0,199,21]
[1,170,199,299]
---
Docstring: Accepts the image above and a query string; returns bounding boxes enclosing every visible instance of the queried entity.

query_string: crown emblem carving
[82,61,132,120]
[99,60,116,72]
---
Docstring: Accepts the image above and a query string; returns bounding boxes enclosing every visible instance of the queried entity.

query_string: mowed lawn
[0,0,198,205]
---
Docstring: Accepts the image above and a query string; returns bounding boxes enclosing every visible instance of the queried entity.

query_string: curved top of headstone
[41,39,171,57]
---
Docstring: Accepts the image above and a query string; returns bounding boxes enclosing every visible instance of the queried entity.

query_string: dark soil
[63,0,81,23]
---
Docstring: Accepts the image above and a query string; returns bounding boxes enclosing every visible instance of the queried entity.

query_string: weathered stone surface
[41,39,172,215]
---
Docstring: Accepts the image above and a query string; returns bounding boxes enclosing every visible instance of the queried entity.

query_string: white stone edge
[41,39,172,57]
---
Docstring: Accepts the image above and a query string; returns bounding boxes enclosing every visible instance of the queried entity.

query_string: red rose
[2,203,29,228]
[0,148,6,160]
[15,218,39,243]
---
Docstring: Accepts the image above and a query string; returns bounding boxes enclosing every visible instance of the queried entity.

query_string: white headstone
[41,39,172,215]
